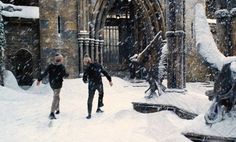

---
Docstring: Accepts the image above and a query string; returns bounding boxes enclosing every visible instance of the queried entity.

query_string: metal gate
[103,26,120,67]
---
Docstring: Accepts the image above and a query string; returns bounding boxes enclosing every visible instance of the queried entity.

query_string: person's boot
[55,110,60,114]
[98,96,104,107]
[96,108,104,113]
[86,114,91,119]
[49,112,56,119]
[99,102,104,107]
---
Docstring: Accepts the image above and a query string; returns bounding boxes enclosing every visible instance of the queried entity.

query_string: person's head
[83,55,92,65]
[54,53,64,64]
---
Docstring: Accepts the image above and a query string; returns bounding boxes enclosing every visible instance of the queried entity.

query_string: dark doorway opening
[103,0,134,71]
[14,49,33,86]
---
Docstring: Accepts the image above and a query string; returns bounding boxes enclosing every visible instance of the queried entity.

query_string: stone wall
[4,17,40,80]
[39,0,79,78]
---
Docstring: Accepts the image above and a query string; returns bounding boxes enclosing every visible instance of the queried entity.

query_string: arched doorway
[14,49,33,86]
[92,0,165,72]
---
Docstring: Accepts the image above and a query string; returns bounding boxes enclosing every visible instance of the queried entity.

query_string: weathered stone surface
[39,0,78,78]
[4,17,40,85]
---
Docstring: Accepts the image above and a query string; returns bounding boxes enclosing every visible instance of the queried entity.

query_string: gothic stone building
[2,0,236,87]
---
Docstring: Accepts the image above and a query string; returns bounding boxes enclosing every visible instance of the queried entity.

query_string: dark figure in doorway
[83,57,113,119]
[37,53,69,119]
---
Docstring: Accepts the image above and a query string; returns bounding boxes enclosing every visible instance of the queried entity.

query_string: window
[57,16,61,34]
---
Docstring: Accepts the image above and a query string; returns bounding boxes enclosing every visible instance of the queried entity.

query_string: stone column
[0,17,6,86]
[99,40,104,65]
[166,0,176,88]
[78,38,84,73]
[0,46,4,86]
[84,38,89,55]
[215,9,231,56]
[166,0,185,90]
[175,0,185,89]
[231,8,236,55]
[166,31,176,88]
[175,30,185,89]
[79,0,89,31]
[90,38,95,61]
[95,39,99,62]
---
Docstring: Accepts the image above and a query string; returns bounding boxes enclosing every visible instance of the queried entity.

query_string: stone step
[183,133,236,142]
[132,102,198,120]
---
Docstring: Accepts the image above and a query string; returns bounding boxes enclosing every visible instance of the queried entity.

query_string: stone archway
[92,0,166,71]
[14,49,33,86]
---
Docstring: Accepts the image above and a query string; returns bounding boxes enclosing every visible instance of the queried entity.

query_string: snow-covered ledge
[194,3,236,71]
[1,4,39,19]
[194,3,225,70]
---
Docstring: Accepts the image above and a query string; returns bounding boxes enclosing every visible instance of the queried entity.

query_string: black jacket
[83,63,111,84]
[38,63,69,89]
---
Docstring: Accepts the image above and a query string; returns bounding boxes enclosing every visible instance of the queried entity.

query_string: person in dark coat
[37,53,69,119]
[83,57,113,119]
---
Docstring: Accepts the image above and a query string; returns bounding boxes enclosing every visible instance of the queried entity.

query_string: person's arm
[62,65,69,78]
[101,66,113,86]
[82,66,89,83]
[37,65,50,85]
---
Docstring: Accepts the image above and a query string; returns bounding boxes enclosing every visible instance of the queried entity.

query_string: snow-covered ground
[0,71,236,142]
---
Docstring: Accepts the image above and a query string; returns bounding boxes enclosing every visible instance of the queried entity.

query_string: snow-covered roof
[2,6,39,19]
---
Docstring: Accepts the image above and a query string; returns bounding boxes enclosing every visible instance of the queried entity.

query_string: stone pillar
[175,30,185,88]
[166,0,185,90]
[84,38,89,55]
[0,46,3,86]
[99,40,104,65]
[95,39,99,62]
[79,0,89,31]
[215,9,232,56]
[90,38,95,61]
[78,38,84,73]
[231,8,236,55]
[0,17,6,86]
[0,46,4,86]
[78,31,89,73]
[166,31,176,88]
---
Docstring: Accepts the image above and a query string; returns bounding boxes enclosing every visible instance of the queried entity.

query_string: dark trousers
[87,82,104,115]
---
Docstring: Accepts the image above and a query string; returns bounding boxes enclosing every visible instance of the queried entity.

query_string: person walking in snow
[37,53,69,119]
[83,57,113,119]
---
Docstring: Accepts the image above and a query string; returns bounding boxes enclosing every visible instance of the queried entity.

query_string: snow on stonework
[183,113,236,138]
[231,8,236,16]
[215,9,230,18]
[140,81,211,114]
[194,4,236,71]
[1,4,39,19]
[194,3,226,70]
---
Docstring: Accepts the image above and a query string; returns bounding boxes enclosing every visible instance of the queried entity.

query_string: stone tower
[39,0,79,78]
